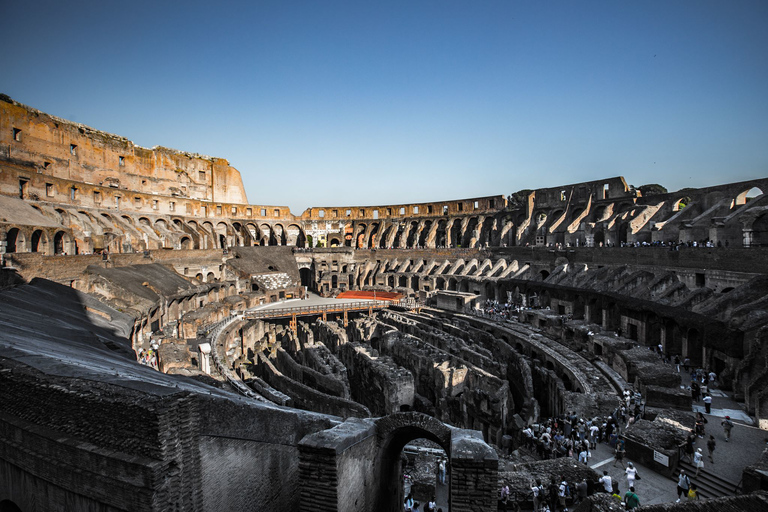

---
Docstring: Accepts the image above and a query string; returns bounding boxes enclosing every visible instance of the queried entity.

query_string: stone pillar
[449,432,499,512]
[198,343,211,374]
[743,228,753,248]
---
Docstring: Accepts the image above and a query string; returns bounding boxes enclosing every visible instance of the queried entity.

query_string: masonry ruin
[2,95,768,511]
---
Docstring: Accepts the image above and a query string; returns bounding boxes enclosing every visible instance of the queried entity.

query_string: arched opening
[418,220,432,247]
[462,217,478,247]
[405,221,420,247]
[5,228,22,253]
[0,500,23,512]
[735,186,764,206]
[180,236,192,250]
[30,230,43,252]
[751,212,768,247]
[449,219,462,248]
[594,230,605,247]
[435,220,447,247]
[618,223,629,244]
[53,231,67,255]
[539,270,550,281]
[686,328,703,367]
[368,223,380,248]
[388,275,395,288]
[666,321,683,357]
[376,414,452,512]
[673,197,691,212]
[300,267,312,288]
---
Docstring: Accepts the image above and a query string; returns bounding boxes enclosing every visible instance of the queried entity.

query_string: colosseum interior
[1,94,768,511]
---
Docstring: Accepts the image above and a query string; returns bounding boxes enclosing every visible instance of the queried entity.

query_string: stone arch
[735,186,764,207]
[273,223,286,245]
[686,328,703,367]
[367,222,380,248]
[216,222,230,249]
[245,223,262,246]
[673,197,691,212]
[355,223,368,248]
[0,500,23,512]
[484,281,497,302]
[179,236,192,250]
[5,227,24,253]
[30,229,44,253]
[449,219,462,248]
[594,230,605,247]
[375,413,452,512]
[286,224,305,247]
[750,212,768,247]
[53,231,70,255]
[259,223,273,246]
[462,217,479,247]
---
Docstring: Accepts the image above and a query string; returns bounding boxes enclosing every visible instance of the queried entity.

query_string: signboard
[653,450,669,467]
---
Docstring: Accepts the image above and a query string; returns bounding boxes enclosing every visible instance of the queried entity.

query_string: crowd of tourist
[137,347,158,369]
[476,299,526,321]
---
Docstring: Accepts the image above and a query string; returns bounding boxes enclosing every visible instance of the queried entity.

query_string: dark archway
[375,413,452,512]
[30,230,43,253]
[53,231,67,254]
[300,267,312,288]
[6,228,20,253]
[0,500,23,512]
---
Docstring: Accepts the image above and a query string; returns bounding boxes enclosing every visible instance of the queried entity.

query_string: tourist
[623,486,640,510]
[693,448,704,477]
[404,493,414,511]
[531,479,543,512]
[427,496,436,512]
[722,416,734,441]
[674,355,681,372]
[625,461,639,488]
[599,471,612,493]
[683,431,695,463]
[437,458,446,484]
[695,412,708,437]
[571,479,587,505]
[707,435,716,463]
[614,437,626,468]
[687,483,700,501]
[676,470,691,502]
[499,484,510,509]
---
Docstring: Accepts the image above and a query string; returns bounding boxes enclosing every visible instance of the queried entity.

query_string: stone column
[449,432,499,512]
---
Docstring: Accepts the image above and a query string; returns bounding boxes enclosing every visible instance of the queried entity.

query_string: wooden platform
[336,290,403,301]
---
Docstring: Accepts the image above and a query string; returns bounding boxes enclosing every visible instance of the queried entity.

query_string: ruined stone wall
[337,342,415,416]
[196,394,337,512]
[0,97,247,204]
[0,359,202,511]
[255,352,370,419]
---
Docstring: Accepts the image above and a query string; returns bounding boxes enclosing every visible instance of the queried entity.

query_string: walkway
[584,387,764,506]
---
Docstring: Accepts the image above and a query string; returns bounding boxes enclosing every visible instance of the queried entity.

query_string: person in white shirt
[531,479,543,512]
[599,471,612,493]
[625,461,638,488]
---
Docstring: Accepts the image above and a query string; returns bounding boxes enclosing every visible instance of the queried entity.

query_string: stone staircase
[673,459,741,499]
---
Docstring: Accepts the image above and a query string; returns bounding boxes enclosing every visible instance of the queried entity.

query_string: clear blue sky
[2,1,767,213]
